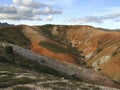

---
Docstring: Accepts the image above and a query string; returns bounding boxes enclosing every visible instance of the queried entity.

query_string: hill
[0,25,120,89]
[0,42,120,90]
[34,25,120,81]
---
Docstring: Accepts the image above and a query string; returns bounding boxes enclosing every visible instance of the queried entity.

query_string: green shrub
[38,25,65,43]
[4,46,13,55]
[4,46,15,61]
[13,77,35,84]
[40,24,53,36]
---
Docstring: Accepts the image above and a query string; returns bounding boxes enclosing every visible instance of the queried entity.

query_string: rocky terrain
[0,25,120,89]
[0,43,120,90]
[60,25,120,80]
[22,25,78,64]
[21,25,120,81]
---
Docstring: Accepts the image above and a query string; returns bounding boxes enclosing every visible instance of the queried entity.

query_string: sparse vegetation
[0,45,61,88]
[0,26,31,48]
[69,46,83,57]
[0,25,119,90]
[38,24,65,43]
[4,46,15,61]
[40,24,53,36]
[13,86,32,90]
[0,45,61,75]
[4,46,13,55]
[0,76,35,88]
[38,25,85,64]
[40,41,70,53]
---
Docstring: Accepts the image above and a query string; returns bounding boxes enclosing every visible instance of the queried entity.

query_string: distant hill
[0,22,14,26]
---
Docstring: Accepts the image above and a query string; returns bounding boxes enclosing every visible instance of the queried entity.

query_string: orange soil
[22,25,120,80]
[31,42,78,64]
[22,26,78,64]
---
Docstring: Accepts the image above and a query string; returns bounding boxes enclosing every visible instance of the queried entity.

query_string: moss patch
[39,41,70,53]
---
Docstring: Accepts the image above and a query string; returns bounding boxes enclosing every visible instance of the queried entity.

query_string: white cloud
[42,6,62,15]
[0,5,17,14]
[22,0,32,5]
[45,0,73,7]
[32,15,42,20]
[65,13,120,24]
[45,15,53,21]
[13,0,21,5]
[0,0,62,21]
[13,0,46,8]
[44,7,51,14]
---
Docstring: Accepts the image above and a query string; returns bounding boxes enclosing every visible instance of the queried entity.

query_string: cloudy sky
[0,0,120,29]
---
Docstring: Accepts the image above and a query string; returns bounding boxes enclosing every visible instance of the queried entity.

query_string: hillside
[22,25,79,64]
[1,43,120,90]
[35,25,120,81]
[0,42,120,90]
[0,26,30,48]
[0,25,120,89]
[53,25,120,80]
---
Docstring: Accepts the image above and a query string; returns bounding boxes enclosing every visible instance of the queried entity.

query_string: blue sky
[0,0,120,29]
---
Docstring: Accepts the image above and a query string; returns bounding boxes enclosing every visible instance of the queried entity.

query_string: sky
[0,0,120,29]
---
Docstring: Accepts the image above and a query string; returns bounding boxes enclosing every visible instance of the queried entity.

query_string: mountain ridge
[0,22,14,26]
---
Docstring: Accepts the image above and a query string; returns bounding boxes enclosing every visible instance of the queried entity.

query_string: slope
[22,25,78,64]
[43,25,120,80]
[1,43,120,90]
[0,25,31,48]
[0,25,120,88]
[1,42,120,89]
[20,25,120,81]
